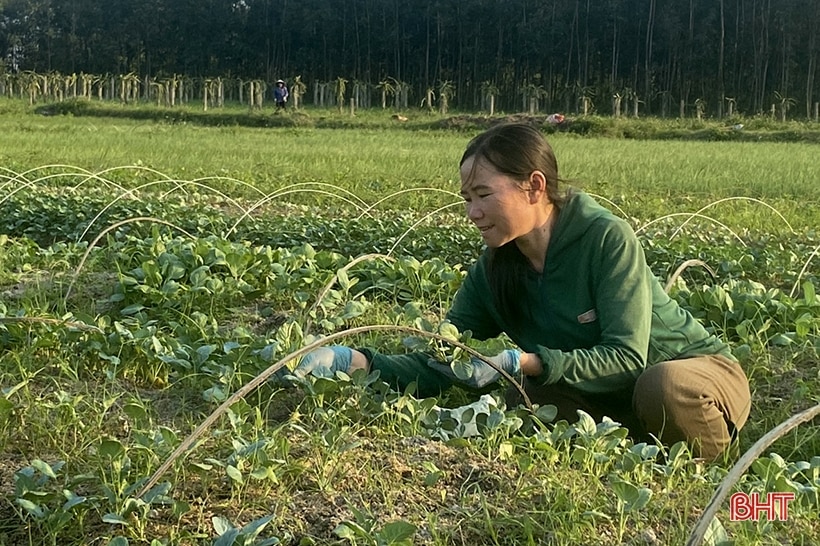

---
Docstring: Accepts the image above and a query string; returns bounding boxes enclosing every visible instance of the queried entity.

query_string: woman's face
[459,156,539,248]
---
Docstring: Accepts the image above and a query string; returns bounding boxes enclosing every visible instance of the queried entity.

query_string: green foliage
[212,514,281,546]
[334,507,416,546]
[676,279,820,348]
[2,124,820,545]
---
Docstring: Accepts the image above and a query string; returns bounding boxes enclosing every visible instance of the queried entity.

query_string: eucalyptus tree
[643,0,657,114]
[248,80,255,110]
[796,0,820,120]
[612,91,624,117]
[64,72,77,99]
[376,78,396,109]
[631,91,641,118]
[149,79,166,106]
[437,80,453,114]
[314,81,331,107]
[38,71,51,99]
[694,98,707,121]
[480,81,498,115]
[578,85,595,115]
[395,80,411,109]
[246,79,265,110]
[203,78,212,110]
[80,72,94,99]
[423,86,435,111]
[117,72,140,104]
[717,0,726,118]
[94,74,107,100]
[351,79,369,108]
[291,76,307,109]
[522,82,546,115]
[725,96,736,117]
[20,70,40,104]
[334,77,347,113]
[774,91,796,122]
[165,75,179,107]
[0,74,11,97]
[0,0,816,119]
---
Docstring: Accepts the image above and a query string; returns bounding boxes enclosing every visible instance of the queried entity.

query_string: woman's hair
[460,122,566,329]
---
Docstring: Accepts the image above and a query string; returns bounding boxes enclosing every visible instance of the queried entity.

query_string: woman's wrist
[519,352,543,376]
[349,349,370,372]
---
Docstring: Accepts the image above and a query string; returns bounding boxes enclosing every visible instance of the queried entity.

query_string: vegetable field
[1,103,819,545]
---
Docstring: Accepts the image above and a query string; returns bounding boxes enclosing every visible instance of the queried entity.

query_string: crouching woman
[294,122,751,461]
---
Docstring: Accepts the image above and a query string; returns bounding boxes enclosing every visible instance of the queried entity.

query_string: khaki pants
[506,355,751,460]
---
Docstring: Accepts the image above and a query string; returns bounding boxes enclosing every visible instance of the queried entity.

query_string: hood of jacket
[547,189,619,259]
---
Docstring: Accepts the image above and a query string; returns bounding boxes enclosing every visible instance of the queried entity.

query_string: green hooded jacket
[444,190,734,394]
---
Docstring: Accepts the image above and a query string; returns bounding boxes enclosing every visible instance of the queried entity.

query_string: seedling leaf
[803,281,816,305]
[535,404,558,423]
[612,478,653,512]
[31,459,58,479]
[16,498,45,518]
[240,514,274,540]
[702,516,730,546]
[226,465,244,484]
[0,398,14,423]
[452,359,474,381]
[120,304,145,316]
[141,481,172,504]
[334,517,371,540]
[62,490,87,511]
[102,513,130,525]
[213,528,240,546]
[380,520,417,543]
[437,321,460,342]
[212,515,234,536]
[574,410,597,436]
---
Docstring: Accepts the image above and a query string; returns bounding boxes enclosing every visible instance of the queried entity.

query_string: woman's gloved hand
[426,349,522,389]
[292,346,353,379]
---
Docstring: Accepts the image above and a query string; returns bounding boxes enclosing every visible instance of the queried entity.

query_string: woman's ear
[526,170,548,204]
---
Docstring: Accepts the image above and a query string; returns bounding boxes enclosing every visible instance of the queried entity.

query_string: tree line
[1,0,818,119]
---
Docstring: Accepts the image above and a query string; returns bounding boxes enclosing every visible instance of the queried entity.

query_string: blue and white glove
[292,346,353,379]
[426,349,522,389]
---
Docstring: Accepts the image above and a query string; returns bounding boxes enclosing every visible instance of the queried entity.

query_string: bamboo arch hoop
[136,324,533,498]
[686,402,820,545]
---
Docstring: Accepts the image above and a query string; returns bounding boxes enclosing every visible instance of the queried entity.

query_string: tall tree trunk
[394,0,401,81]
[753,0,772,113]
[731,0,742,109]
[808,40,817,119]
[566,1,578,85]
[644,0,656,115]
[718,0,725,118]
[610,8,619,91]
[436,9,443,85]
[780,16,789,98]
[424,1,431,89]
[582,0,591,87]
[681,0,695,116]
[456,3,465,108]
[353,0,362,79]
